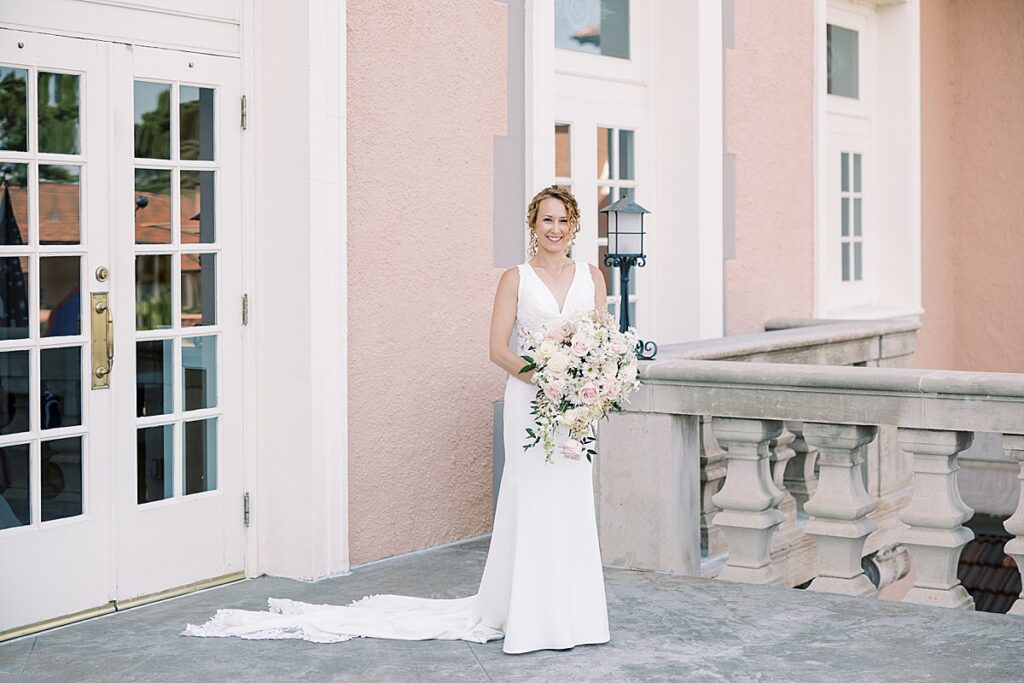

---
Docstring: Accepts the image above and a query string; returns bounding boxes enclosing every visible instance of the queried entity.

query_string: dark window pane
[842,242,851,281]
[40,256,81,337]
[134,81,171,160]
[136,254,172,331]
[39,165,81,245]
[0,257,29,341]
[137,425,173,504]
[134,168,172,244]
[40,436,82,522]
[0,67,28,152]
[0,350,28,435]
[827,24,859,99]
[183,335,217,411]
[179,86,215,161]
[137,339,173,417]
[41,346,82,429]
[180,171,215,244]
[0,163,29,244]
[184,418,217,495]
[0,443,30,528]
[37,72,80,155]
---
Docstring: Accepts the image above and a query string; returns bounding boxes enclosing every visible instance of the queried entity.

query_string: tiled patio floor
[1,536,1021,682]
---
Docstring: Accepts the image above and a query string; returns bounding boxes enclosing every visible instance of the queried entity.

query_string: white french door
[0,31,244,635]
[554,96,646,326]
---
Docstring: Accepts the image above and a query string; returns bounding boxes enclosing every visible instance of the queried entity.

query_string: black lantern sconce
[599,197,657,360]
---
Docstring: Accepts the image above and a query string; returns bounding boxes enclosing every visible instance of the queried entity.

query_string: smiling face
[533,197,575,255]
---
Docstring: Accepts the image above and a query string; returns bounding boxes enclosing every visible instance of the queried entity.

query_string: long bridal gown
[183,259,610,654]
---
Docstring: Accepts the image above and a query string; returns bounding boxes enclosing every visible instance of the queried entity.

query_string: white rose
[538,339,558,360]
[547,351,572,375]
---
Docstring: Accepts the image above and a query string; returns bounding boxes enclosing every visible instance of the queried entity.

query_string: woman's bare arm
[490,267,535,384]
[589,264,608,312]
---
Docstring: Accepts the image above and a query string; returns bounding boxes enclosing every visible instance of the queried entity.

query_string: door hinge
[241,95,247,130]
[243,492,250,527]
[242,293,249,325]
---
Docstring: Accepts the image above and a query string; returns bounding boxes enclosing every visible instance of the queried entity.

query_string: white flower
[547,351,572,375]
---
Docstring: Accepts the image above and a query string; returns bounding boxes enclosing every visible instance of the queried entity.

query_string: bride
[184,185,611,654]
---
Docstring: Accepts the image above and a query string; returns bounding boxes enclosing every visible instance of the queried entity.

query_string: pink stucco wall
[347,1,508,565]
[724,0,815,335]
[916,0,1024,372]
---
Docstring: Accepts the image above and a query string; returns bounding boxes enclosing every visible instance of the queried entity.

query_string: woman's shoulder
[577,260,602,280]
[497,265,521,289]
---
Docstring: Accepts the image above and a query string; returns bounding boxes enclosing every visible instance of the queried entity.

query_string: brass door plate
[91,292,112,389]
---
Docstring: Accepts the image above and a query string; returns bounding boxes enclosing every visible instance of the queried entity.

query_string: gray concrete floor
[1,536,1022,682]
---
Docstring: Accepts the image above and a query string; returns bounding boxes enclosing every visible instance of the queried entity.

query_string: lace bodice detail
[514,260,595,349]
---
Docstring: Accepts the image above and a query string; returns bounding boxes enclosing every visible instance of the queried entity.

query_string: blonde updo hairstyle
[525,185,581,258]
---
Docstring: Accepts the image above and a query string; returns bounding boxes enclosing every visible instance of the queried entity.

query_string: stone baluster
[711,417,786,585]
[801,423,879,596]
[770,427,798,537]
[896,428,975,608]
[1002,434,1024,616]
[700,417,729,556]
[783,421,819,513]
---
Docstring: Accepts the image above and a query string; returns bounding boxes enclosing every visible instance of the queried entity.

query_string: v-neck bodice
[514,259,594,349]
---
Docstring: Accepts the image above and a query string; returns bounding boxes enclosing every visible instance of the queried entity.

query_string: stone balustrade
[595,358,1024,613]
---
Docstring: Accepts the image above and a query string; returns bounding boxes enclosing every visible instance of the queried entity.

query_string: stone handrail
[596,359,1024,614]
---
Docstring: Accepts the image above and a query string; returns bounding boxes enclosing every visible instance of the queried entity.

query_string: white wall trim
[247,0,348,581]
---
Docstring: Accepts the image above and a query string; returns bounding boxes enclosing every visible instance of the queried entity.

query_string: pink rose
[610,337,628,355]
[545,324,565,343]
[579,381,600,405]
[560,438,583,460]
[602,378,622,398]
[570,335,591,357]
[543,381,564,401]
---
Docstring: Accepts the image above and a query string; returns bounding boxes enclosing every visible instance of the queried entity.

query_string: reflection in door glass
[37,72,80,155]
[0,257,29,341]
[40,346,82,429]
[0,67,28,152]
[180,86,215,161]
[137,424,173,504]
[180,171,216,244]
[0,350,28,435]
[40,256,81,336]
[0,163,28,244]
[137,339,173,417]
[40,437,82,522]
[134,81,171,160]
[183,335,217,411]
[136,254,172,330]
[554,0,630,59]
[0,443,30,528]
[618,130,635,180]
[134,168,172,244]
[181,253,216,326]
[39,165,81,244]
[184,418,217,495]
[555,123,571,178]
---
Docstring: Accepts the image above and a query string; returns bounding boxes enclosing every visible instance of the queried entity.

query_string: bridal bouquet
[519,309,642,464]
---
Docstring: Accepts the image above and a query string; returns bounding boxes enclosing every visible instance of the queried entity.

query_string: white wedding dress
[183,259,610,654]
